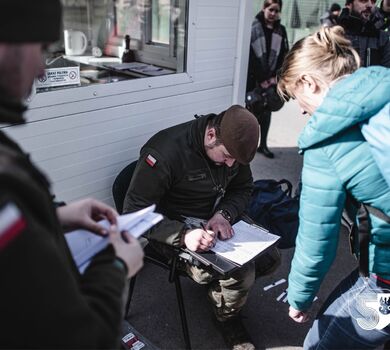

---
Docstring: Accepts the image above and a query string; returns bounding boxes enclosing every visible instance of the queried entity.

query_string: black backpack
[248,179,299,249]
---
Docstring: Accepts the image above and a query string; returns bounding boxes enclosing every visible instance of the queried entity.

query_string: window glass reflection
[37,0,187,93]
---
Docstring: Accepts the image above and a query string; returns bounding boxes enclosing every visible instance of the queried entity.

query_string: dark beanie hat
[330,3,341,12]
[0,0,62,43]
[220,105,259,165]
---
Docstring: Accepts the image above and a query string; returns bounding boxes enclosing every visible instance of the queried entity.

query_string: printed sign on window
[35,66,80,88]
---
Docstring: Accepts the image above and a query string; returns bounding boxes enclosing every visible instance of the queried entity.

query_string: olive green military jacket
[123,114,254,246]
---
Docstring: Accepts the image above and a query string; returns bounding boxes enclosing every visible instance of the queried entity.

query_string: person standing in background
[379,0,390,31]
[320,3,342,27]
[0,1,144,348]
[246,0,289,159]
[338,0,390,67]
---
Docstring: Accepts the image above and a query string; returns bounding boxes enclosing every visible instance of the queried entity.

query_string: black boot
[214,315,255,350]
[257,145,274,158]
[257,110,274,158]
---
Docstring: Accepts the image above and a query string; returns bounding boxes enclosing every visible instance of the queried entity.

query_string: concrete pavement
[125,101,359,349]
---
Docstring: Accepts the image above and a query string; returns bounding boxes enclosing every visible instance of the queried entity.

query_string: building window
[37,0,188,93]
[151,0,170,44]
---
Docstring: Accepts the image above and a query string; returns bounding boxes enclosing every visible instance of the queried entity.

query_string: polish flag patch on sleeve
[0,203,26,251]
[145,154,157,167]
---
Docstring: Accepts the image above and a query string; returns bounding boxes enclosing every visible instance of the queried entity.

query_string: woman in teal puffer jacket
[277,26,390,349]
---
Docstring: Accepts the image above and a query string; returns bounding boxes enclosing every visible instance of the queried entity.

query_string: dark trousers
[304,269,390,349]
[254,109,272,148]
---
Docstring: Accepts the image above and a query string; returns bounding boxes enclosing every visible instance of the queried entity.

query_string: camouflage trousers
[185,261,255,321]
[147,241,280,321]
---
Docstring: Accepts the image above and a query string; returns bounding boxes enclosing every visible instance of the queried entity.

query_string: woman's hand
[57,198,118,235]
[289,305,309,323]
[260,79,271,89]
[260,77,277,89]
[269,76,277,86]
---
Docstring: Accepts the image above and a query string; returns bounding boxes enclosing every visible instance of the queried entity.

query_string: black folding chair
[112,160,192,350]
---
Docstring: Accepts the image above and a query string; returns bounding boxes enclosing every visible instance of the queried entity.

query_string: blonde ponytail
[277,26,360,100]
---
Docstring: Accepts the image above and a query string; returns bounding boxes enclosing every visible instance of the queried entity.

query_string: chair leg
[174,275,191,350]
[125,275,137,317]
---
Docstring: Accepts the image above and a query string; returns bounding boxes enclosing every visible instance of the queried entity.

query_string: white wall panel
[195,57,235,73]
[3,0,251,205]
[197,6,237,20]
[195,48,235,61]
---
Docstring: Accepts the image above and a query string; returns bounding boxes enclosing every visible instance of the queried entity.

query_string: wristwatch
[217,209,232,223]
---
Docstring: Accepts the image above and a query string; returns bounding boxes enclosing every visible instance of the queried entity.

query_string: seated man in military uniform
[123,105,279,350]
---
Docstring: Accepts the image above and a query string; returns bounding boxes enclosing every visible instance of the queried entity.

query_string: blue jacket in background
[288,66,390,311]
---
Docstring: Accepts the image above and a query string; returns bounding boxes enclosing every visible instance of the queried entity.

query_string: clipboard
[180,217,280,275]
[183,249,240,275]
[183,234,280,276]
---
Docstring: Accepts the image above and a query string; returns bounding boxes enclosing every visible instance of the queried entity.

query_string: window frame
[28,0,195,110]
[136,0,186,69]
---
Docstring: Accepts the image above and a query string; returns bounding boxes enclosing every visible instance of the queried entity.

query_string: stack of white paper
[211,220,280,266]
[65,205,162,272]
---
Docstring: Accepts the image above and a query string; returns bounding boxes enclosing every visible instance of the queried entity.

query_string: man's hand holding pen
[183,222,217,252]
[201,222,218,248]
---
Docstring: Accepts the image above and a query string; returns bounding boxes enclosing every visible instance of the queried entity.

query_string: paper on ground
[211,220,280,266]
[65,205,162,272]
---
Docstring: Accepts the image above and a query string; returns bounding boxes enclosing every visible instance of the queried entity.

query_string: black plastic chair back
[112,160,138,214]
[112,160,192,349]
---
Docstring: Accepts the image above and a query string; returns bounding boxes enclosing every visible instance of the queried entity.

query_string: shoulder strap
[366,205,390,223]
[357,204,370,277]
[345,193,390,278]
[275,179,293,196]
[354,204,390,277]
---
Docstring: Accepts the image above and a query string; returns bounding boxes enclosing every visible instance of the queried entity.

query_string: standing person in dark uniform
[320,3,342,27]
[246,0,289,159]
[379,0,390,32]
[0,1,144,348]
[338,0,390,67]
[123,105,278,350]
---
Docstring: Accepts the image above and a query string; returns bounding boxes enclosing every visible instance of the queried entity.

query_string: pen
[201,222,216,245]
